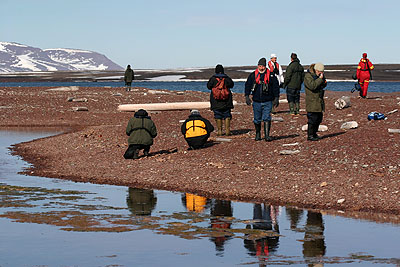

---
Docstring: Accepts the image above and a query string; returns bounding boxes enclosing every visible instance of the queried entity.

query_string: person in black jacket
[181,110,214,150]
[245,58,278,141]
[124,65,135,91]
[207,64,234,136]
[283,53,304,115]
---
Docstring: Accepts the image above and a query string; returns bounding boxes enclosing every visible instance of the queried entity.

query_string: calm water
[1,130,400,266]
[1,81,400,94]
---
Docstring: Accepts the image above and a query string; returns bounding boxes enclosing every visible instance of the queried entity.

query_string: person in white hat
[267,54,284,113]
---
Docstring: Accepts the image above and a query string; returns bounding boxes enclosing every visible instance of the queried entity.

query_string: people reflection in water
[286,207,304,230]
[209,199,233,256]
[244,204,280,265]
[126,187,157,216]
[182,193,209,212]
[303,211,326,266]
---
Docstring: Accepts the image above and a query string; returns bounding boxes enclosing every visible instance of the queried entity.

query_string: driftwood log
[118,101,238,112]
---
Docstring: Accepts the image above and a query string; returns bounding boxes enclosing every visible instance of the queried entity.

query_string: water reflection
[303,211,326,266]
[126,188,157,216]
[2,128,400,266]
[244,204,280,265]
[209,199,233,256]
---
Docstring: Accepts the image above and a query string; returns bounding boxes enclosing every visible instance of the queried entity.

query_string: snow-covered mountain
[0,42,123,72]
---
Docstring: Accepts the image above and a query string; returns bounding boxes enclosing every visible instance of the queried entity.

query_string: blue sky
[2,0,399,69]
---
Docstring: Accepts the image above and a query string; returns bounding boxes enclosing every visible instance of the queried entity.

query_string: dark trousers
[286,88,300,103]
[307,112,323,127]
[124,144,150,159]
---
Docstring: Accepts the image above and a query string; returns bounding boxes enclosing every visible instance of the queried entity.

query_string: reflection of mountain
[244,204,280,262]
[210,200,233,256]
[126,188,157,216]
[303,211,326,263]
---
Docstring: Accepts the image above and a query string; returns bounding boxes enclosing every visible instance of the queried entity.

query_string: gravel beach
[1,85,400,218]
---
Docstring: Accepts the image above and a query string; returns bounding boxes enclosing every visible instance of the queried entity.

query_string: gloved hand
[273,97,279,108]
[245,95,252,106]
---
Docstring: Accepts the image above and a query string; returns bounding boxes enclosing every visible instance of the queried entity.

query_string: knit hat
[363,53,367,59]
[135,109,148,117]
[314,63,324,72]
[270,53,277,59]
[258,57,267,66]
[215,64,224,74]
[190,109,200,115]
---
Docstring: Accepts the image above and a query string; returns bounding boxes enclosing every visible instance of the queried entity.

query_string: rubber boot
[289,102,295,115]
[313,124,320,139]
[307,124,318,141]
[133,149,139,159]
[295,102,300,115]
[264,121,272,141]
[225,118,231,136]
[216,119,223,136]
[254,123,262,141]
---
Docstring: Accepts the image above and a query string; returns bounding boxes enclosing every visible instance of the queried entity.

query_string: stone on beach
[340,121,358,130]
[72,107,89,111]
[334,96,351,110]
[388,128,400,133]
[280,149,300,155]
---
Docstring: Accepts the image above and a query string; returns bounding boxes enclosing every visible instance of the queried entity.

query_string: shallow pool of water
[1,130,399,266]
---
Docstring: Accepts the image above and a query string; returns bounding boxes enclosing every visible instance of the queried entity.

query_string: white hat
[314,63,325,72]
[270,53,277,59]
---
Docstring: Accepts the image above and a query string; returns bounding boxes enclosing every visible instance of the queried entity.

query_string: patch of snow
[12,54,41,71]
[44,48,92,53]
[147,75,186,81]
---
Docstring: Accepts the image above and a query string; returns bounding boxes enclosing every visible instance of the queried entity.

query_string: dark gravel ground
[1,85,400,220]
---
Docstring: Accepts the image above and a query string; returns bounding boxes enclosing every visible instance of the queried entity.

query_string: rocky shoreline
[1,85,400,220]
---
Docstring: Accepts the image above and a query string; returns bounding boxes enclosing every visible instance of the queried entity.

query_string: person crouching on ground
[124,109,157,159]
[181,110,214,150]
[304,63,327,141]
[245,57,277,141]
[207,64,234,136]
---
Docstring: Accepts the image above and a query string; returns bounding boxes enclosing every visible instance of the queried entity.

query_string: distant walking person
[268,54,284,113]
[245,58,277,141]
[124,109,157,159]
[124,65,135,91]
[181,110,214,150]
[304,63,327,141]
[207,64,234,136]
[356,53,374,98]
[283,53,304,115]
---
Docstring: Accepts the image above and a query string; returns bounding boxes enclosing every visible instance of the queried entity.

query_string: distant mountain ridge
[0,42,123,72]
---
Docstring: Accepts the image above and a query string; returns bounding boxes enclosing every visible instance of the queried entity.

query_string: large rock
[341,121,358,130]
[334,96,351,110]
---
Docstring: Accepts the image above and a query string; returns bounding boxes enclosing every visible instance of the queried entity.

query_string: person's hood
[308,64,316,74]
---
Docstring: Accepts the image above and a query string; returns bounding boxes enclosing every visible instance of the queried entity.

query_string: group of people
[123,52,373,159]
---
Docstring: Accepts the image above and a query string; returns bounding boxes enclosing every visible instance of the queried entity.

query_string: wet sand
[1,85,400,216]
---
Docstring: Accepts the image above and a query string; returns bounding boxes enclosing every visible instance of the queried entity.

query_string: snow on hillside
[0,42,123,72]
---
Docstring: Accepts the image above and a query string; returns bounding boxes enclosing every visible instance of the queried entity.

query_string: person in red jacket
[356,53,374,98]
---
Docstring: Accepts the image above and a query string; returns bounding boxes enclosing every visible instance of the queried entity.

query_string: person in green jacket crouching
[304,63,327,141]
[124,109,157,159]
